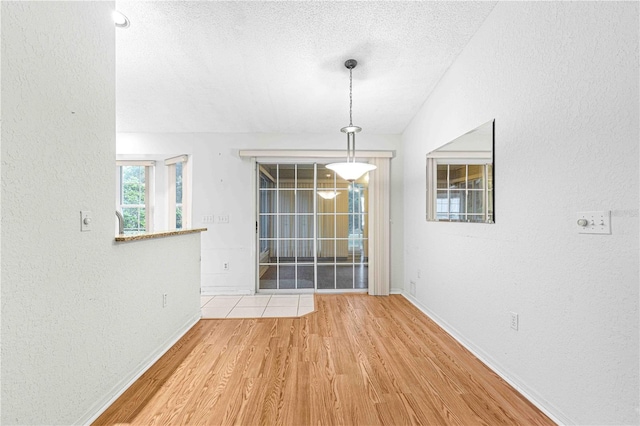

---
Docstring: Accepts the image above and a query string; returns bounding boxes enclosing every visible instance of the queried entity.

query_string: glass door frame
[256,162,317,294]
[255,161,369,294]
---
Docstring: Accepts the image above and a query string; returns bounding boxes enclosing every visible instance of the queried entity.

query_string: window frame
[426,156,493,223]
[165,154,190,230]
[116,160,155,233]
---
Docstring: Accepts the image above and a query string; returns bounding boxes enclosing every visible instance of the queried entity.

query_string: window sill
[115,228,207,242]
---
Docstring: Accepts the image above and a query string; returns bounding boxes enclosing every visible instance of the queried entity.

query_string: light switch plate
[577,211,611,234]
[80,210,92,232]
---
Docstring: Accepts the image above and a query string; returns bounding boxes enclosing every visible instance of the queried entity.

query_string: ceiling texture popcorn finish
[115,1,497,134]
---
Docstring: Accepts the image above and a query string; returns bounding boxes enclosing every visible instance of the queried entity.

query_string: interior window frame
[116,160,155,234]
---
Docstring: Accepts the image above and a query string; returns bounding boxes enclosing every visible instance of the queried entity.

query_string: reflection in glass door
[257,163,369,291]
[258,164,315,290]
[316,165,368,290]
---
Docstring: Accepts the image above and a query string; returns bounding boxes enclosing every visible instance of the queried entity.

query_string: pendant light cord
[349,67,353,126]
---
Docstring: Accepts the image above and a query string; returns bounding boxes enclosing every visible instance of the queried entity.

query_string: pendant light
[326,59,376,181]
[317,190,341,200]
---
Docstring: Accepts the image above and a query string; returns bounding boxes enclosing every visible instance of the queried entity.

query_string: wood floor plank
[94,294,554,426]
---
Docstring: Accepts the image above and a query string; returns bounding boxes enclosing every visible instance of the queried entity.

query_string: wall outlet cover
[510,312,519,330]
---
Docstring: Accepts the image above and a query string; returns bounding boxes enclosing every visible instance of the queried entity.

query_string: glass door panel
[297,265,314,289]
[257,163,369,292]
[317,264,335,290]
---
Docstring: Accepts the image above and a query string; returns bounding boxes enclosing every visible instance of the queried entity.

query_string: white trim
[164,154,189,166]
[201,287,255,296]
[166,155,191,229]
[182,157,191,228]
[79,314,201,425]
[400,292,569,426]
[145,166,155,232]
[434,158,491,165]
[427,151,491,159]
[427,151,492,165]
[249,158,258,294]
[167,163,177,229]
[259,165,276,183]
[240,149,394,159]
[116,160,155,167]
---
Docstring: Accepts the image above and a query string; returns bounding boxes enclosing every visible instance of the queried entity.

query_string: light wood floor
[94,294,554,425]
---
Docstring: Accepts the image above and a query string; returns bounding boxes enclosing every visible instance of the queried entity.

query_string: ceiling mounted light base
[340,125,361,133]
[327,58,376,182]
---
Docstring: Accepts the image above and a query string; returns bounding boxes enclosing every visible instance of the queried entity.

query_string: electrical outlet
[409,280,416,296]
[223,261,229,271]
[163,293,168,308]
[417,269,421,279]
[510,312,518,330]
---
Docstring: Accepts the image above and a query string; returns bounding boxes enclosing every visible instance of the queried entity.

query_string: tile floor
[201,294,315,319]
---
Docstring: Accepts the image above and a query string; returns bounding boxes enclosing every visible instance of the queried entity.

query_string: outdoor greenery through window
[176,161,183,229]
[165,155,189,230]
[116,155,189,235]
[120,165,147,233]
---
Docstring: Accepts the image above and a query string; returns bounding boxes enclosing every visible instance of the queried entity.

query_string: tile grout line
[263,296,274,317]
[225,295,271,318]
[258,305,268,318]
[203,295,315,318]
[201,295,214,308]
[227,295,267,318]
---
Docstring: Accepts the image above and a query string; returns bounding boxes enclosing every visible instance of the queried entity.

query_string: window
[116,160,155,234]
[434,163,493,222]
[165,155,190,229]
[426,120,494,223]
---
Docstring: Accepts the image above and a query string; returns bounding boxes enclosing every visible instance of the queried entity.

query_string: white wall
[117,132,404,295]
[403,2,638,425]
[1,3,202,424]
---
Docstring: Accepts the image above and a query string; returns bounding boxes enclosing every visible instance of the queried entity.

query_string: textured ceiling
[116,1,496,134]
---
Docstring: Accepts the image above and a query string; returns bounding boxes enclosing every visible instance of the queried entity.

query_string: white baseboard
[400,292,570,426]
[390,287,403,294]
[78,313,201,425]
[201,287,254,296]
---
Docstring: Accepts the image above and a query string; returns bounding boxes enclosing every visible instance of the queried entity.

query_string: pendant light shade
[317,190,341,200]
[327,59,376,182]
[326,162,376,182]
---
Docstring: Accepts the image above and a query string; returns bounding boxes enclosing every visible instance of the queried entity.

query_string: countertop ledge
[115,228,207,242]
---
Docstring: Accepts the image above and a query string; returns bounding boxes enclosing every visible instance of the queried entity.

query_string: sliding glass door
[316,164,368,290]
[257,163,368,292]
